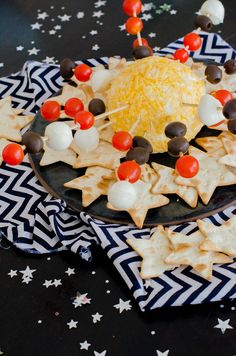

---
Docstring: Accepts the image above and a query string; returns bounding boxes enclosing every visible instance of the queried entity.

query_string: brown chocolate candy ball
[126,147,150,165]
[205,64,222,84]
[22,131,43,154]
[133,46,152,60]
[165,122,187,139]
[132,136,153,153]
[60,58,76,79]
[223,99,236,120]
[194,15,213,32]
[224,59,236,75]
[167,137,189,157]
[88,98,106,116]
[227,118,236,134]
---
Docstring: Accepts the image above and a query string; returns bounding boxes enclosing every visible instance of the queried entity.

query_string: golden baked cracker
[151,162,198,208]
[98,122,114,143]
[198,216,236,257]
[107,180,169,229]
[0,96,33,142]
[64,166,115,207]
[127,225,177,279]
[219,137,236,168]
[40,142,77,166]
[195,136,223,153]
[165,229,232,280]
[140,164,159,187]
[0,138,11,165]
[175,146,236,205]
[72,141,125,170]
[50,84,87,109]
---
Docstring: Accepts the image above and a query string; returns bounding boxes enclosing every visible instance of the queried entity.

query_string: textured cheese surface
[107,56,205,153]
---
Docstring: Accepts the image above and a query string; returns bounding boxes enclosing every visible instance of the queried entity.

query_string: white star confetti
[170,9,177,15]
[73,293,91,308]
[94,351,107,356]
[92,312,103,323]
[94,0,106,7]
[156,350,169,356]
[20,266,36,279]
[58,14,71,22]
[153,46,160,52]
[31,22,42,30]
[92,11,104,18]
[80,340,91,350]
[8,269,17,278]
[65,267,75,276]
[43,280,53,288]
[141,13,153,21]
[148,32,156,38]
[77,12,85,19]
[90,30,98,35]
[118,24,126,31]
[37,12,49,20]
[142,3,155,12]
[28,47,40,55]
[16,45,24,51]
[54,25,62,30]
[160,3,171,11]
[53,279,62,287]
[67,319,78,329]
[22,276,32,284]
[42,56,55,64]
[49,29,56,35]
[214,318,233,334]
[92,44,100,51]
[113,298,132,313]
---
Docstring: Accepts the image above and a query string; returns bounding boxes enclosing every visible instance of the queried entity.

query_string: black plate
[28,107,236,227]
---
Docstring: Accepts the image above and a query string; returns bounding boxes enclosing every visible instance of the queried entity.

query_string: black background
[1,1,236,356]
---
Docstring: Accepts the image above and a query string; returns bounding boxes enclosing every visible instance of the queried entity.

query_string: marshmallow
[45,122,73,150]
[108,180,137,209]
[197,0,225,25]
[73,126,99,152]
[198,94,225,126]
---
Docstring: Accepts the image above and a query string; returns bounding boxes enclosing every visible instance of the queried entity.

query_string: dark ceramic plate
[28,107,236,227]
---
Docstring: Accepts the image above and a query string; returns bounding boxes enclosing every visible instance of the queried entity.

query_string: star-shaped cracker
[64,166,115,207]
[49,84,87,113]
[219,137,236,168]
[195,132,235,158]
[140,163,159,187]
[107,180,169,228]
[0,96,33,142]
[0,138,11,165]
[72,141,125,170]
[175,146,236,205]
[165,229,232,280]
[151,162,198,208]
[198,216,236,257]
[127,225,176,279]
[40,142,77,166]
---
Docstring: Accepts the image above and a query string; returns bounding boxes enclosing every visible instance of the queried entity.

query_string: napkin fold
[1,33,236,311]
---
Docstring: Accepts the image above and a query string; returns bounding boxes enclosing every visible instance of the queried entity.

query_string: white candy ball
[108,181,137,210]
[197,0,224,25]
[91,69,113,92]
[198,94,225,126]
[45,122,73,150]
[73,126,99,152]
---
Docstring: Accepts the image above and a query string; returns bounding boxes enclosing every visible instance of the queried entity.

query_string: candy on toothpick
[197,0,225,25]
[224,59,236,75]
[60,58,76,79]
[205,64,222,84]
[45,122,73,150]
[176,155,199,178]
[74,63,92,82]
[117,160,141,183]
[211,90,233,106]
[108,180,137,209]
[167,137,189,157]
[223,99,236,120]
[112,131,133,151]
[88,98,106,116]
[22,131,44,154]
[74,111,95,130]
[64,98,84,117]
[73,126,99,152]
[41,100,61,121]
[194,15,213,32]
[198,94,224,126]
[2,143,24,165]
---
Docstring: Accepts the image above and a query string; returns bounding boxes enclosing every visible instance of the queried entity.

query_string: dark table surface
[1,1,236,356]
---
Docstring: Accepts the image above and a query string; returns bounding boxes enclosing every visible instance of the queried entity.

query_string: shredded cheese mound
[107,56,205,153]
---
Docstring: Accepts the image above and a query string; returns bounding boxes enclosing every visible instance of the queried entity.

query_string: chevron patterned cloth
[1,33,236,311]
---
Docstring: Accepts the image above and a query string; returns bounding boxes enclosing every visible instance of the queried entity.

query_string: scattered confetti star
[43,280,53,288]
[153,46,160,52]
[160,3,171,11]
[142,3,155,12]
[91,271,96,275]
[148,32,156,38]
[119,24,126,31]
[156,350,169,356]
[37,320,42,324]
[156,9,163,15]
[73,293,91,308]
[80,340,91,350]
[151,331,156,335]
[141,13,153,21]
[90,30,98,35]
[214,318,233,334]
[94,351,107,356]
[170,9,177,15]
[42,56,55,64]
[49,29,56,35]
[77,12,85,19]
[22,276,32,284]
[28,47,40,55]
[54,25,62,30]
[67,319,78,329]
[58,14,71,22]
[92,11,104,18]
[37,12,49,20]
[92,44,100,51]
[20,266,36,279]
[31,22,42,30]
[8,269,17,278]
[94,0,106,7]
[65,267,75,276]
[53,279,62,287]
[106,290,111,294]
[105,280,109,284]
[92,312,103,323]
[113,298,132,313]
[16,45,24,51]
